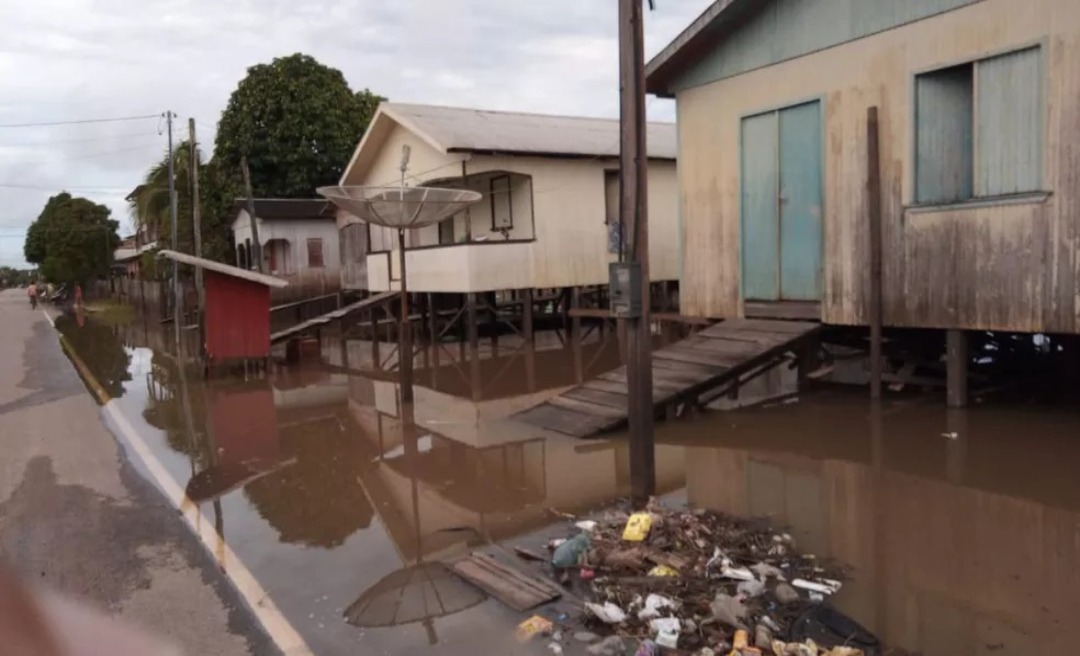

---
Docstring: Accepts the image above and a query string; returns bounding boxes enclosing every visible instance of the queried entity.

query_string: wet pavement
[49,308,1080,655]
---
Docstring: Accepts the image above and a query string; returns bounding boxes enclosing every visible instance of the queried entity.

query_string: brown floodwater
[56,311,1080,655]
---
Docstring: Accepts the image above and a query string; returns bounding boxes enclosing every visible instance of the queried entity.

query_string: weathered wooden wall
[673,0,1080,333]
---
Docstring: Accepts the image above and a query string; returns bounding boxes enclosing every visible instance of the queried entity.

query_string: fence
[271,269,341,304]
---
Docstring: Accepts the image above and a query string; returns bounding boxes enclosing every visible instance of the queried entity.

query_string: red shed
[158,250,288,366]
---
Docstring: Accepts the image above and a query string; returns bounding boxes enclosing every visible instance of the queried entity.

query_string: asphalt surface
[0,289,276,656]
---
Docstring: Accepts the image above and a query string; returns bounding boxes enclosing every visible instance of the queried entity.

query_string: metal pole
[398,228,413,403]
[620,0,654,506]
[167,110,181,352]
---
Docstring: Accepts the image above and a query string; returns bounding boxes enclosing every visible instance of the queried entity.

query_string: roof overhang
[157,249,288,288]
[645,0,757,97]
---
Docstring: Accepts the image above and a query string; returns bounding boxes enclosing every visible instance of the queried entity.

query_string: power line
[0,114,160,129]
[0,183,130,192]
[0,132,162,148]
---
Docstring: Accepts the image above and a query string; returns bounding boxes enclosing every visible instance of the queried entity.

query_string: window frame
[489,174,514,232]
[909,40,1047,208]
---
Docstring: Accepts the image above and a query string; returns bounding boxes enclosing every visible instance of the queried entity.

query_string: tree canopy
[0,266,35,288]
[24,192,119,285]
[192,54,383,263]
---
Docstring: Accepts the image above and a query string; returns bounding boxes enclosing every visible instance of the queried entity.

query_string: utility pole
[240,156,263,273]
[619,0,655,505]
[189,118,204,314]
[166,110,181,351]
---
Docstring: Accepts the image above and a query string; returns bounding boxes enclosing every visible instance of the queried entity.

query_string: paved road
[0,289,276,655]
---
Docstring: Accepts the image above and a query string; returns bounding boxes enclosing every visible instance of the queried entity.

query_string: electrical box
[609,262,642,318]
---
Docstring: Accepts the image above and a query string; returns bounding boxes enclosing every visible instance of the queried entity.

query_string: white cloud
[0,0,713,267]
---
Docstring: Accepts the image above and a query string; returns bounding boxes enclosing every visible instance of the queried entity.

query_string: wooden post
[426,293,437,346]
[398,229,414,404]
[867,106,884,400]
[466,292,479,360]
[571,287,584,383]
[240,156,263,273]
[619,0,655,505]
[488,292,499,351]
[188,119,204,316]
[522,289,534,343]
[946,329,968,408]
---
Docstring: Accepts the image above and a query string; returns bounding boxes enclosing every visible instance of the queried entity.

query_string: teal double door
[740,100,823,303]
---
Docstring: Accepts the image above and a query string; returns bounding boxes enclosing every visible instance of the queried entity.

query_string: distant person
[74,283,83,308]
[27,284,37,309]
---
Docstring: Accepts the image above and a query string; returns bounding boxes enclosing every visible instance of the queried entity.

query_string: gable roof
[341,102,677,184]
[645,0,756,97]
[231,199,332,221]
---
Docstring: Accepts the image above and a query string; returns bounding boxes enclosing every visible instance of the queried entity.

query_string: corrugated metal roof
[157,250,288,288]
[232,199,331,220]
[382,103,677,160]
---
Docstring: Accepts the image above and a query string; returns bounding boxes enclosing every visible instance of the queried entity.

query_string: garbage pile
[542,501,878,656]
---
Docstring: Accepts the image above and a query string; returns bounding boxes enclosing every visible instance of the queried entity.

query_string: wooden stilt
[867,106,885,401]
[522,289,534,344]
[427,293,437,346]
[946,329,968,408]
[488,292,499,352]
[571,286,583,384]
[466,292,478,357]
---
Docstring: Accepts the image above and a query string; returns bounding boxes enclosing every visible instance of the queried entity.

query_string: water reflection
[54,312,131,398]
[62,312,1080,654]
[678,394,1080,656]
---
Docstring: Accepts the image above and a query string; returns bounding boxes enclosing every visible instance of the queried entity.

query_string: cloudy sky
[0,0,712,268]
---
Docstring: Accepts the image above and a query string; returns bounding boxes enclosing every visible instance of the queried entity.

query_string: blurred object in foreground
[0,564,181,656]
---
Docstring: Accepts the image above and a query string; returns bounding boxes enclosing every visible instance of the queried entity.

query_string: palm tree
[128,141,204,253]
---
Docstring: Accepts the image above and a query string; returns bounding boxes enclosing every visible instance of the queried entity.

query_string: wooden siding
[675,0,1080,333]
[673,0,980,93]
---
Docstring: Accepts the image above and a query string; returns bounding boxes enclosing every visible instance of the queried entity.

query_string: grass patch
[83,299,136,326]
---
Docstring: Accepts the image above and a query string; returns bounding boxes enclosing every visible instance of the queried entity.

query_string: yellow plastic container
[622,513,653,541]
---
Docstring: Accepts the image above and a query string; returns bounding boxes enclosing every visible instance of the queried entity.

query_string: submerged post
[398,228,413,403]
[946,330,968,408]
[619,0,655,506]
[867,106,884,400]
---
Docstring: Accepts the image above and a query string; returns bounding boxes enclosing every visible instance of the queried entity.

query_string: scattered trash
[622,513,653,541]
[730,629,750,653]
[710,593,748,629]
[721,565,757,581]
[696,648,716,656]
[552,533,591,569]
[648,564,679,577]
[633,640,660,656]
[771,639,819,656]
[826,648,866,656]
[576,520,599,532]
[788,605,880,654]
[791,578,842,596]
[585,602,628,624]
[638,593,679,620]
[549,538,567,550]
[750,562,785,580]
[548,642,564,654]
[588,635,626,655]
[941,432,959,440]
[574,631,600,643]
[753,623,773,649]
[580,567,597,581]
[552,630,563,642]
[549,501,850,653]
[737,579,766,598]
[516,615,554,642]
[773,583,800,605]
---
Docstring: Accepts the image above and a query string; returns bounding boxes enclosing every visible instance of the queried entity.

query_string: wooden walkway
[270,290,399,344]
[514,318,821,437]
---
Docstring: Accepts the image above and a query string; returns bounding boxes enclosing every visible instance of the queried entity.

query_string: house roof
[341,102,677,184]
[645,0,758,97]
[157,250,289,288]
[381,102,676,159]
[232,199,332,221]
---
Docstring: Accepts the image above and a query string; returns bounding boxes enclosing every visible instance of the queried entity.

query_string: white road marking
[103,401,313,656]
[47,313,312,655]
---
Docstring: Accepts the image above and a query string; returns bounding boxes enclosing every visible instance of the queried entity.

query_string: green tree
[24,193,119,285]
[128,141,203,256]
[197,53,384,263]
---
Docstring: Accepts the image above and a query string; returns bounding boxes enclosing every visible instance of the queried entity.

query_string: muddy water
[58,313,1080,655]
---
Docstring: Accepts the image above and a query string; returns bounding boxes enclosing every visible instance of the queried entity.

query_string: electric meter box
[609,262,642,318]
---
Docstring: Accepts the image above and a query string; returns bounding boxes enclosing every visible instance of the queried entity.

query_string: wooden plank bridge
[513,318,821,437]
[270,290,399,344]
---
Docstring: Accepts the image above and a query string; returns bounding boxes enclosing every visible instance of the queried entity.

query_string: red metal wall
[204,271,271,362]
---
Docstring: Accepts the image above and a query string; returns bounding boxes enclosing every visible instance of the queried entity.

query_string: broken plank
[548,395,625,418]
[564,386,629,410]
[514,403,613,436]
[449,552,561,612]
[716,319,819,335]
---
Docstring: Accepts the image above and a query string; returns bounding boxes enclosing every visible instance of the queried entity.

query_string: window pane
[976,47,1041,195]
[916,64,974,203]
[307,238,324,268]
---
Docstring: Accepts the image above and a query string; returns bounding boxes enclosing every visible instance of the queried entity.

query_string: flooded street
[56,310,1080,655]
